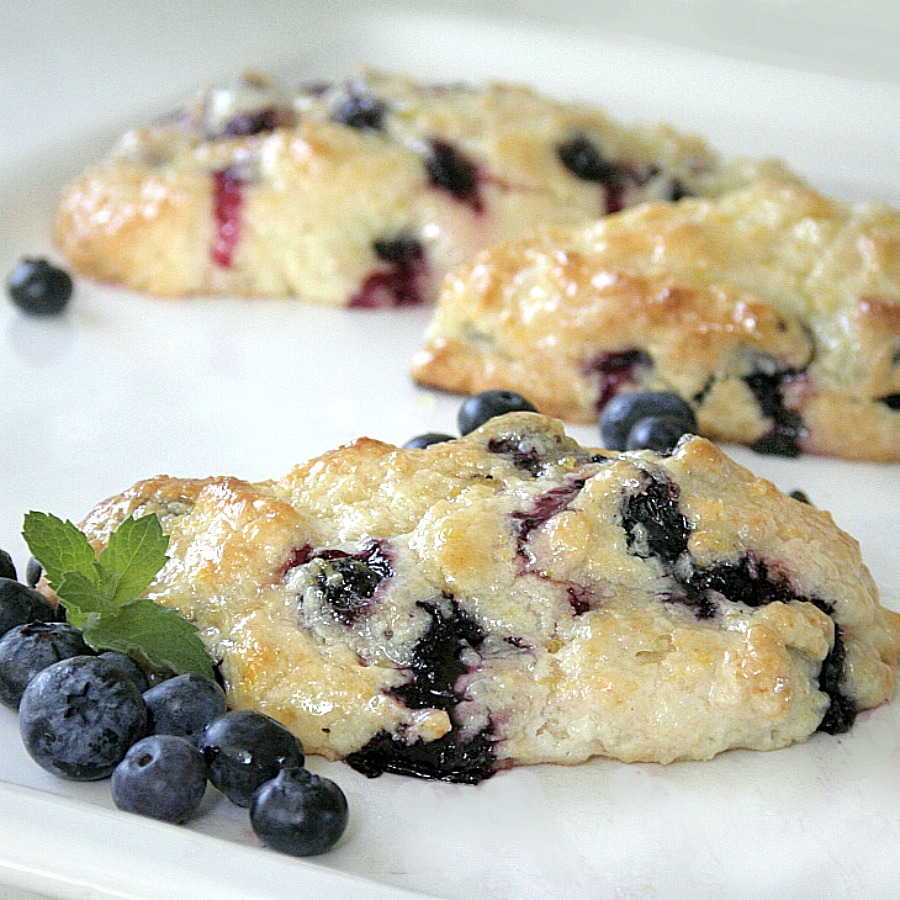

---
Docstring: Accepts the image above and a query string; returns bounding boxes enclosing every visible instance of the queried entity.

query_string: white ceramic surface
[1,2,898,897]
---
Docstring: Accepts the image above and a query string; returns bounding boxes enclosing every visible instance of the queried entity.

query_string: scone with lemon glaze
[54,69,798,305]
[412,181,900,460]
[72,413,900,783]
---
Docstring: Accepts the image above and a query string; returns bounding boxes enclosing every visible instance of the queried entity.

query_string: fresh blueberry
[625,416,690,454]
[457,390,537,435]
[0,549,16,581]
[112,734,208,824]
[25,557,43,588]
[0,621,93,709]
[99,651,150,693]
[402,432,455,450]
[143,673,227,743]
[198,710,304,807]
[6,258,73,315]
[18,655,148,780]
[600,391,697,451]
[0,577,58,637]
[250,767,348,856]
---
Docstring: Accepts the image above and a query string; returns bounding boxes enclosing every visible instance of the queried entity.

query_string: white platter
[1,2,898,897]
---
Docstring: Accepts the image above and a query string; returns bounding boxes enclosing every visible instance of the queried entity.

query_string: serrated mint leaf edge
[22,511,97,592]
[84,599,214,679]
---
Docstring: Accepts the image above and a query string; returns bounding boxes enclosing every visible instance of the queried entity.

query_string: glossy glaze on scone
[54,70,798,305]
[413,181,900,461]
[74,413,900,783]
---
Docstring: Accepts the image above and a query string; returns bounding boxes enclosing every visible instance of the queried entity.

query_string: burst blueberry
[112,734,208,824]
[315,556,382,625]
[426,140,480,208]
[458,390,537,435]
[332,92,386,131]
[557,134,622,187]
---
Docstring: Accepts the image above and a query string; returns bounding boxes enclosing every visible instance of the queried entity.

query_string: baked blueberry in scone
[412,181,900,461]
[53,69,798,305]
[70,413,900,783]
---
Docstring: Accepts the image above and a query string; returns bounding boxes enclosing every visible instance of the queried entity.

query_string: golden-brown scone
[54,70,798,305]
[73,413,900,782]
[412,181,900,461]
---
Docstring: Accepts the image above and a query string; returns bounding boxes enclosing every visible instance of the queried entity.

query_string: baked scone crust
[54,70,798,305]
[73,413,900,782]
[412,181,900,461]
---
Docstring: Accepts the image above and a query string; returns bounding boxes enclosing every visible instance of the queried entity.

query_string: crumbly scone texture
[54,69,798,306]
[412,181,900,461]
[74,413,900,783]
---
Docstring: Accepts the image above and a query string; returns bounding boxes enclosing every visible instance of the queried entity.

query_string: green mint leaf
[83,599,214,679]
[54,570,115,628]
[97,513,169,606]
[22,511,97,592]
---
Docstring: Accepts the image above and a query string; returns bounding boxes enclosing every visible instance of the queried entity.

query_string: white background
[1,2,898,897]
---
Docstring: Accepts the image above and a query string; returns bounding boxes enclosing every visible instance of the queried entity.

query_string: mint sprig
[22,511,214,679]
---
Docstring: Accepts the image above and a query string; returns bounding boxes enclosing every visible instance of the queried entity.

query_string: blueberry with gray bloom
[198,710,305,807]
[0,621,93,709]
[0,577,58,637]
[18,655,148,780]
[6,258,73,315]
[0,549,16,581]
[251,767,348,856]
[600,391,697,451]
[25,557,43,588]
[458,390,537,435]
[112,734,208,824]
[625,416,690,454]
[143,673,227,743]
[99,651,150,693]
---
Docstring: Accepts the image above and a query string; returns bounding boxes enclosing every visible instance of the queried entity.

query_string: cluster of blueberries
[405,387,699,456]
[0,555,348,857]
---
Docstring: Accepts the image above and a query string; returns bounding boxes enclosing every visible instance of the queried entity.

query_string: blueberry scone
[74,413,900,783]
[53,70,798,305]
[413,181,900,461]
